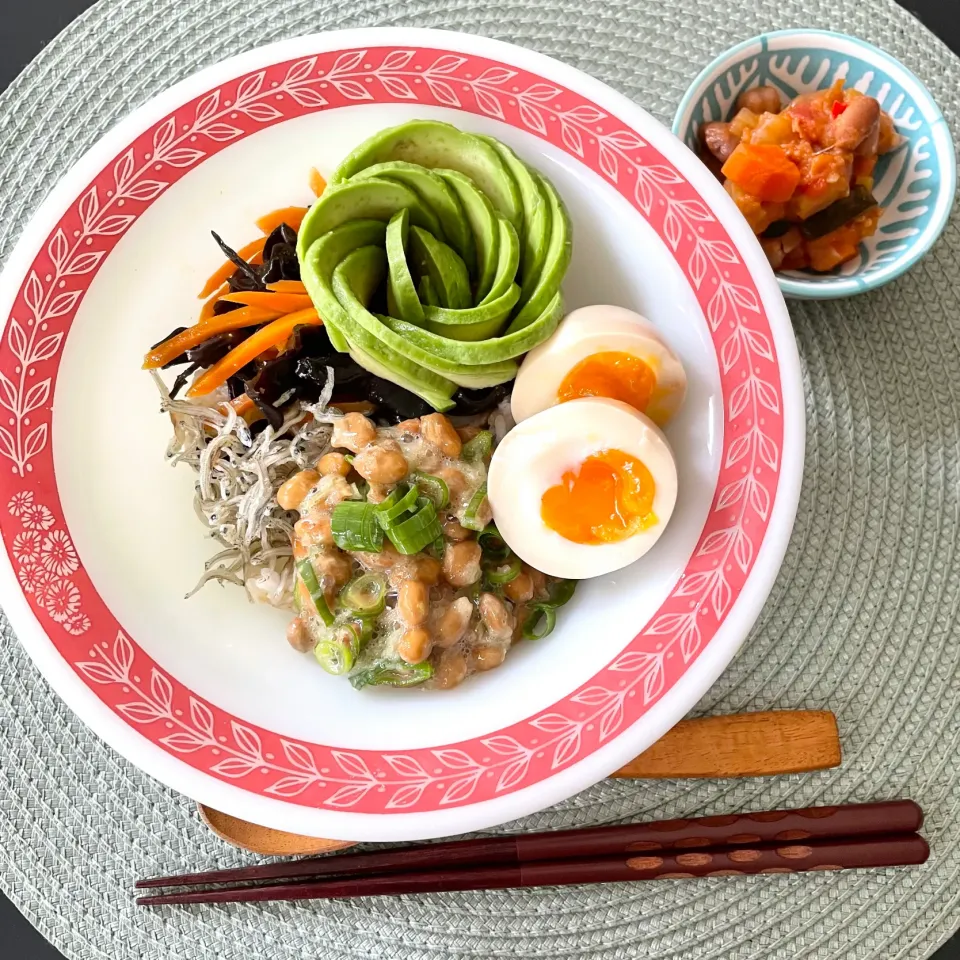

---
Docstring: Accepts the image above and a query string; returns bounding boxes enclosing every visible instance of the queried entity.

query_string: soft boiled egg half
[487,398,678,579]
[510,305,687,426]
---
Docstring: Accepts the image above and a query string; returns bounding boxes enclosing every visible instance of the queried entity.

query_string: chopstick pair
[136,799,928,906]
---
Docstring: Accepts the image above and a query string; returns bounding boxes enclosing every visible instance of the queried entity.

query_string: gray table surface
[0,0,957,957]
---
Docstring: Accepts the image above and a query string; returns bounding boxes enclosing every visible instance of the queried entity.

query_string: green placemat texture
[0,0,958,958]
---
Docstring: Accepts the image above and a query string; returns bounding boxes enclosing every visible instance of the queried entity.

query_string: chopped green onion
[461,430,493,462]
[477,524,510,563]
[343,454,355,465]
[339,573,387,617]
[413,472,449,509]
[331,501,383,552]
[314,620,365,675]
[296,558,334,627]
[374,484,403,511]
[461,483,490,532]
[376,483,420,527]
[385,498,443,555]
[349,659,434,689]
[485,555,522,584]
[520,579,577,640]
[522,605,557,640]
[549,578,577,607]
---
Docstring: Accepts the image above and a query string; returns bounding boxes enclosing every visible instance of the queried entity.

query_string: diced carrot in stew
[804,208,882,272]
[722,143,802,203]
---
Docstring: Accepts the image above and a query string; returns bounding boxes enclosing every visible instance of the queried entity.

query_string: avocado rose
[297,120,572,411]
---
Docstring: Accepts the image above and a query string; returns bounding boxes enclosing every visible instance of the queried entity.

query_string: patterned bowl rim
[672,28,957,301]
[0,27,804,840]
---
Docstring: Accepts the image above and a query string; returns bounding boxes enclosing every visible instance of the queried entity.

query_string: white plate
[0,28,803,840]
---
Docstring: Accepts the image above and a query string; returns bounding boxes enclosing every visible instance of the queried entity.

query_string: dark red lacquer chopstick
[137,833,929,906]
[136,798,922,890]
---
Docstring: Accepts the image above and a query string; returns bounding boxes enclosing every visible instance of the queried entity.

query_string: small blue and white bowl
[673,29,956,299]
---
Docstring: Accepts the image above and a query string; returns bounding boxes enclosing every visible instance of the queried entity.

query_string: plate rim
[0,26,804,840]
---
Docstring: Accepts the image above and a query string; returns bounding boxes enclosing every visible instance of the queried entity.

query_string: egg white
[510,304,688,426]
[487,398,679,579]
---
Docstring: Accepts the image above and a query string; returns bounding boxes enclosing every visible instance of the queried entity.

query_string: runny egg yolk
[557,351,656,413]
[540,449,658,545]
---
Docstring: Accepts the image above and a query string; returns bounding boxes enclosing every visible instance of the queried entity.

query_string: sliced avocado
[350,161,474,270]
[296,179,442,258]
[422,285,520,342]
[296,124,573,408]
[330,246,516,394]
[505,175,572,333]
[479,219,520,306]
[436,169,500,301]
[338,243,385,307]
[372,315,518,388]
[437,364,519,389]
[302,233,456,407]
[418,274,439,306]
[381,292,564,365]
[332,120,523,233]
[331,246,457,406]
[480,136,551,297]
[409,226,471,310]
[299,219,386,352]
[347,343,455,412]
[384,210,423,325]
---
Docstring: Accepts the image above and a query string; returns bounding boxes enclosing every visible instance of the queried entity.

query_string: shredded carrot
[143,306,281,369]
[198,237,267,298]
[335,401,377,415]
[267,280,307,297]
[266,280,308,294]
[186,308,321,397]
[309,168,327,197]
[255,206,308,234]
[198,283,230,321]
[219,291,313,312]
[229,394,256,417]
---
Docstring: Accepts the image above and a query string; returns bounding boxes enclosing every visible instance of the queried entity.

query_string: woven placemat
[1,0,958,957]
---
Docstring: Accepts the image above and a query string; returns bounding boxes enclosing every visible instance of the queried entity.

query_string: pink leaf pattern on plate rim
[0,46,783,813]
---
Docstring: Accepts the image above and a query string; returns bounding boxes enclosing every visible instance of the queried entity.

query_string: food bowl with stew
[673,29,956,299]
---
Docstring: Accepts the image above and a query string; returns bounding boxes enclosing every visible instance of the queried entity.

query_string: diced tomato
[831,101,848,118]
